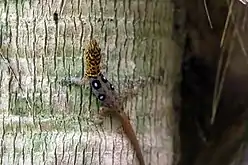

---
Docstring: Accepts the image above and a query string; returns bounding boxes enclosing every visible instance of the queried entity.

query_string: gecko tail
[118,112,145,165]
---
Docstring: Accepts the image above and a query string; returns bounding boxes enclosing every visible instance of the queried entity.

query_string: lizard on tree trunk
[61,39,145,165]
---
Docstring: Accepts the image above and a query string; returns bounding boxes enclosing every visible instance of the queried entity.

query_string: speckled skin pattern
[89,73,145,165]
[84,39,102,78]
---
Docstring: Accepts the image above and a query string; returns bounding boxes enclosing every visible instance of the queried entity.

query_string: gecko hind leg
[98,106,113,117]
[89,107,107,125]
[99,107,131,135]
[93,106,111,125]
[92,114,104,125]
[98,106,121,133]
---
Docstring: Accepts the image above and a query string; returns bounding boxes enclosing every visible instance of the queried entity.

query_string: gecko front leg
[60,76,88,86]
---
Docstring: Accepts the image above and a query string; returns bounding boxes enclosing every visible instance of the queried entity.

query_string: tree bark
[0,0,181,164]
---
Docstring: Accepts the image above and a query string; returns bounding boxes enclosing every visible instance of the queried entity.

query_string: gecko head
[84,39,102,77]
[100,74,115,91]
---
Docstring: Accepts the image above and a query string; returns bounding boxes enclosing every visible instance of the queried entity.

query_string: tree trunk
[0,0,181,164]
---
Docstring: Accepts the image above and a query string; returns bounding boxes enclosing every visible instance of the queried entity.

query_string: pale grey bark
[0,0,180,165]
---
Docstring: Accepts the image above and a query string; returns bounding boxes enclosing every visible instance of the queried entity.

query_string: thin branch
[211,0,234,125]
[220,0,234,47]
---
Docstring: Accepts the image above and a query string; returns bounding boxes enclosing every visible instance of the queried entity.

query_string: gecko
[89,73,145,165]
[61,39,145,164]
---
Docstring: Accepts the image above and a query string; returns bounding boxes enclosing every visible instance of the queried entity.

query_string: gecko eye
[98,94,106,101]
[110,84,115,91]
[101,74,108,83]
[91,80,101,90]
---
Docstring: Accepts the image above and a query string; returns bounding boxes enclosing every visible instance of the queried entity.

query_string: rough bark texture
[0,0,180,165]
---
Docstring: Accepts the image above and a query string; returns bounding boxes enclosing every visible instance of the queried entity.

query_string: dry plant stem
[220,0,234,47]
[203,0,213,29]
[211,0,234,124]
[211,33,234,124]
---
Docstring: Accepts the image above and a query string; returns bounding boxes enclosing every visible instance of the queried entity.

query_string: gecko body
[89,73,145,165]
[61,39,145,164]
